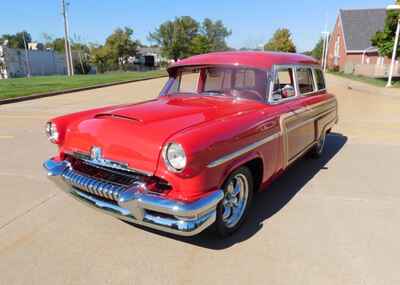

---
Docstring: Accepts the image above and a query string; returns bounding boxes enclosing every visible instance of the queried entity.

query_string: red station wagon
[43,51,338,237]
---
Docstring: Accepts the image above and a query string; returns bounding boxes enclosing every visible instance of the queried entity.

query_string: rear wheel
[215,166,253,237]
[310,131,327,159]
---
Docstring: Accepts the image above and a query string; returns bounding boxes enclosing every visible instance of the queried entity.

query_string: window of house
[314,69,326,90]
[296,68,315,94]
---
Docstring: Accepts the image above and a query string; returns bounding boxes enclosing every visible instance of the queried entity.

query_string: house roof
[340,8,386,52]
[167,51,318,71]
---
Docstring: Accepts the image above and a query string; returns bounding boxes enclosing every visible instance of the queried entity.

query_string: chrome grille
[62,169,127,201]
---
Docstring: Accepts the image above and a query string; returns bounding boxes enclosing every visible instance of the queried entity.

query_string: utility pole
[323,32,329,72]
[321,32,327,69]
[61,0,73,76]
[22,32,31,78]
[386,4,400,87]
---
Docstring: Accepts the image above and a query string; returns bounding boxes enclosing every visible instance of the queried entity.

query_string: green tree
[90,44,112,73]
[91,27,139,72]
[149,16,199,60]
[264,28,296,53]
[149,17,231,59]
[0,31,32,49]
[371,3,400,58]
[200,18,231,51]
[105,27,139,66]
[311,37,324,60]
[45,37,66,53]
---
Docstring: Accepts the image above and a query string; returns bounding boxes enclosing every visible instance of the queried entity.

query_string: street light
[386,4,400,87]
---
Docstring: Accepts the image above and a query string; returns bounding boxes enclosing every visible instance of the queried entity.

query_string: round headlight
[45,122,59,143]
[163,143,187,172]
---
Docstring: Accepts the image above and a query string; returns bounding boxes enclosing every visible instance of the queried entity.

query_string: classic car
[43,51,338,237]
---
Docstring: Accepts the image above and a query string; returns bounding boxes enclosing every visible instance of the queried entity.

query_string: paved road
[0,75,399,285]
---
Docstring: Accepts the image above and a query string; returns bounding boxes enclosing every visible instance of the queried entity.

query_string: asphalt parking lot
[0,74,399,285]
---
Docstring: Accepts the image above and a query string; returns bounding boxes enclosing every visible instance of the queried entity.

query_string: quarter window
[314,69,326,90]
[296,68,315,94]
[271,67,296,101]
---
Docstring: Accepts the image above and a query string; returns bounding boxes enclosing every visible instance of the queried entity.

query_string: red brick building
[327,8,392,73]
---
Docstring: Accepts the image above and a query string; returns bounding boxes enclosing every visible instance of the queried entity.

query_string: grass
[0,70,167,100]
[328,71,400,88]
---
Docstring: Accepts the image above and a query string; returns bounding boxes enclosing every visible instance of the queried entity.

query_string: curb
[0,75,168,106]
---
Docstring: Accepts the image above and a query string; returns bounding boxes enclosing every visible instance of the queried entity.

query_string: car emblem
[90,146,102,161]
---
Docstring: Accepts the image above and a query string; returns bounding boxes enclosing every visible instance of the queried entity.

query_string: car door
[269,65,305,166]
[285,66,318,162]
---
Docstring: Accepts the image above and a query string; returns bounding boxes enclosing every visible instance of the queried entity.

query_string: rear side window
[235,69,256,89]
[204,68,232,91]
[296,68,315,94]
[314,69,326,90]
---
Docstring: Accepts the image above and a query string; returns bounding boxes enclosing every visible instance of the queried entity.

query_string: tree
[200,18,231,51]
[44,37,66,53]
[0,31,32,49]
[149,17,231,60]
[311,37,324,60]
[371,2,400,58]
[149,16,199,60]
[105,27,139,66]
[90,27,139,72]
[264,28,296,53]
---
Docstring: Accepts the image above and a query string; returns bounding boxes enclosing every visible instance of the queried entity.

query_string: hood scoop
[94,113,141,123]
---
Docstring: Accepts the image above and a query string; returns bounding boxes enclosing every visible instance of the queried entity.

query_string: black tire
[310,131,327,159]
[214,166,254,237]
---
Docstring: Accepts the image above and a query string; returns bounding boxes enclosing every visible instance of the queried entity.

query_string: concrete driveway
[0,74,399,285]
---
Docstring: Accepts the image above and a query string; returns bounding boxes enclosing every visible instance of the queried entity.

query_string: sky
[0,0,394,52]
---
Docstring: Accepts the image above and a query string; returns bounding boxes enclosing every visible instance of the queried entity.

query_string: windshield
[161,66,269,102]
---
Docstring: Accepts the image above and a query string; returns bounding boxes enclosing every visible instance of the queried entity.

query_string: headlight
[163,143,187,172]
[45,122,59,143]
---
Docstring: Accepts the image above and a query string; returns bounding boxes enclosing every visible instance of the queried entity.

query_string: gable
[340,8,386,51]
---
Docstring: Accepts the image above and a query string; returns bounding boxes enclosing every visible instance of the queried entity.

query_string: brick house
[327,8,399,77]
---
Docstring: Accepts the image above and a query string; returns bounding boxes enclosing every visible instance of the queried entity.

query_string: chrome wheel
[221,173,249,228]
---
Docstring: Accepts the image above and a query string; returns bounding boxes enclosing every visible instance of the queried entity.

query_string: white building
[0,45,67,79]
[135,47,166,66]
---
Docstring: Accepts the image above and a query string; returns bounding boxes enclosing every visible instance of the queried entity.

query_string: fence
[353,63,400,78]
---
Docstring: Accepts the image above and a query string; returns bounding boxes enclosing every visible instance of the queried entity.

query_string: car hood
[61,95,262,175]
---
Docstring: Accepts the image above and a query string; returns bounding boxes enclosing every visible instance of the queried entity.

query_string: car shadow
[128,132,347,250]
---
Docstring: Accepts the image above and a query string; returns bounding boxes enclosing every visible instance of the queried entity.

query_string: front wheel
[215,166,253,237]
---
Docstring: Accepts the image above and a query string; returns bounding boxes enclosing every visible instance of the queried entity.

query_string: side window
[235,69,256,89]
[178,70,200,93]
[271,67,296,101]
[296,68,315,94]
[314,69,326,90]
[204,68,232,91]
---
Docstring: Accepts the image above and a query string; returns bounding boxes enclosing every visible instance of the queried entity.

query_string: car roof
[167,51,319,71]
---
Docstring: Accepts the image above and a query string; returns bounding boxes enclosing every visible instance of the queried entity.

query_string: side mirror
[281,85,295,98]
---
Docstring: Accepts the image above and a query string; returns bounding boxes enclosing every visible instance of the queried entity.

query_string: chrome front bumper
[43,159,224,236]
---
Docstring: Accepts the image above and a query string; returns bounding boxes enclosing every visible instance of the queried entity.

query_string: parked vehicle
[43,51,338,237]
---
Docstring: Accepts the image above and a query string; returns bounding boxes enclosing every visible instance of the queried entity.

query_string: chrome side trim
[207,132,281,168]
[286,107,337,133]
[206,98,337,169]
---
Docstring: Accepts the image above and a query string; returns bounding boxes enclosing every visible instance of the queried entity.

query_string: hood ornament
[90,146,102,162]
